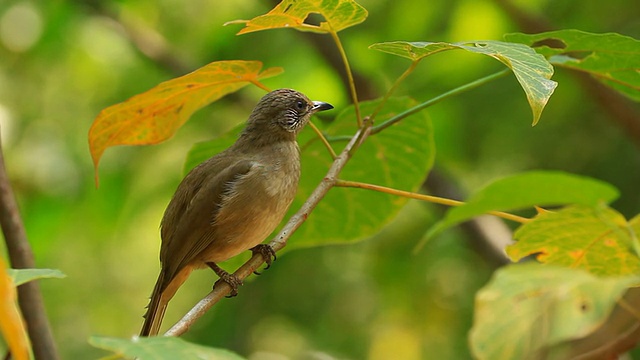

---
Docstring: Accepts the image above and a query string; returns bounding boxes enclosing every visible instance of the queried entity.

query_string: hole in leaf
[532,38,566,49]
[563,51,593,60]
[304,13,325,26]
[284,3,292,12]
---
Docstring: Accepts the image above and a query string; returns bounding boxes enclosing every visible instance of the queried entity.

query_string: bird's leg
[206,262,242,297]
[251,244,277,275]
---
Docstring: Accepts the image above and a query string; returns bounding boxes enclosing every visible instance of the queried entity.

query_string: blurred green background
[1,0,639,359]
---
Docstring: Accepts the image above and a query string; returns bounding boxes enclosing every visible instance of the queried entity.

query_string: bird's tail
[140,267,191,336]
[140,272,168,336]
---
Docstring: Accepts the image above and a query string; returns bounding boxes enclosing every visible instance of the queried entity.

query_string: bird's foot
[251,244,276,275]
[207,262,242,297]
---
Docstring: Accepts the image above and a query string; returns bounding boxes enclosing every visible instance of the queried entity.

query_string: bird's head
[246,89,333,136]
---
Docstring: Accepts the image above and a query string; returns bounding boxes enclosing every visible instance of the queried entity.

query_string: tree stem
[0,127,59,360]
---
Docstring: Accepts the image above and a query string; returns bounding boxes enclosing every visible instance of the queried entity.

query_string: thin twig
[329,31,362,127]
[371,69,510,134]
[164,121,373,336]
[0,127,59,360]
[369,60,421,123]
[335,179,530,224]
[307,121,337,159]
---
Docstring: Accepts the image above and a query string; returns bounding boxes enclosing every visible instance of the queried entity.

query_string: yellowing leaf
[226,0,367,35]
[508,205,640,276]
[470,263,640,360]
[88,60,282,184]
[0,258,31,360]
[369,40,558,125]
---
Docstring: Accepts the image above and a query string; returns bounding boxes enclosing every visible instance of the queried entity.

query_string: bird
[139,88,333,336]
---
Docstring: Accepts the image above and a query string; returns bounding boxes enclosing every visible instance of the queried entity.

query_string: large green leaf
[288,97,434,247]
[90,336,245,360]
[184,97,434,253]
[508,205,640,276]
[427,171,619,240]
[369,40,557,125]
[7,268,65,286]
[505,30,640,101]
[470,263,640,360]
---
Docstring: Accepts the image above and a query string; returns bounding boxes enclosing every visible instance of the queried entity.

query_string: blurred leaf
[90,336,244,360]
[226,0,367,35]
[0,258,31,360]
[88,60,282,184]
[508,205,640,276]
[505,30,640,101]
[427,171,619,240]
[369,40,557,125]
[470,263,640,360]
[8,268,66,286]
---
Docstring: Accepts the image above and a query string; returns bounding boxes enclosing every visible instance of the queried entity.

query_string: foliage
[1,0,639,359]
[470,263,640,360]
[505,30,640,101]
[90,336,244,360]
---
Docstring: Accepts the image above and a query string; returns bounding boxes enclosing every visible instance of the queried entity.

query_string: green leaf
[8,268,66,286]
[369,40,557,125]
[288,97,434,248]
[428,171,619,240]
[508,205,640,276]
[183,97,433,262]
[90,336,245,360]
[187,98,434,255]
[226,0,368,35]
[505,30,640,101]
[470,263,640,360]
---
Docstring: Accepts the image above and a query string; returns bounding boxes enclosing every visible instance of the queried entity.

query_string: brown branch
[0,128,59,359]
[164,121,373,336]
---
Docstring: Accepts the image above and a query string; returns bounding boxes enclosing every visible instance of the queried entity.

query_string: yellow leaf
[226,0,367,35]
[0,257,31,360]
[508,205,640,276]
[88,60,282,185]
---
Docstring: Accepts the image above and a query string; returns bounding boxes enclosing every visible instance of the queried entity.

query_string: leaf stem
[369,60,421,123]
[307,121,337,159]
[335,179,530,224]
[371,69,510,134]
[329,31,362,127]
[250,80,272,92]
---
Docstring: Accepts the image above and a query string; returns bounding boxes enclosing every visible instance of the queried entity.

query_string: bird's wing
[159,157,254,284]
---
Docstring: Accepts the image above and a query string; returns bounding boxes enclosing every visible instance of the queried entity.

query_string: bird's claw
[251,244,276,275]
[207,262,243,297]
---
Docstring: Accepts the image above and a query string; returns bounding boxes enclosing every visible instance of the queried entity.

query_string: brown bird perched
[140,89,333,336]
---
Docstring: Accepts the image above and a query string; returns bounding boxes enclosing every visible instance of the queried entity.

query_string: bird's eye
[295,100,305,110]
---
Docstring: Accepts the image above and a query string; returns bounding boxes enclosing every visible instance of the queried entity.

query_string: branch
[371,69,510,134]
[164,121,373,336]
[334,179,530,224]
[0,128,59,360]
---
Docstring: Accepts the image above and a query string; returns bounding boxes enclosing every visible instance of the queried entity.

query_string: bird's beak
[312,101,334,112]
